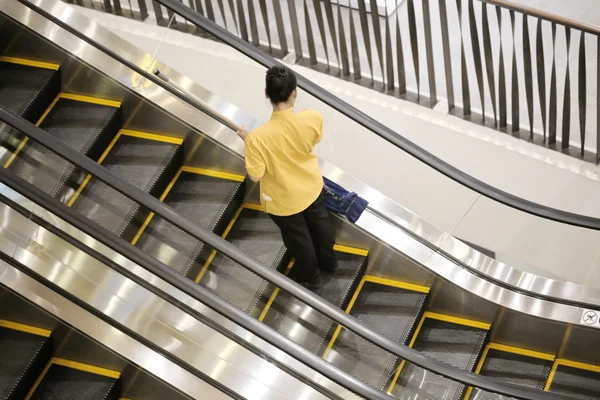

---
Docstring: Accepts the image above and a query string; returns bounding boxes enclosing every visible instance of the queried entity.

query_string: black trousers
[269,191,336,281]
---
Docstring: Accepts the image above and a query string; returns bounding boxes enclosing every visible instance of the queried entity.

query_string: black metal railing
[65,0,600,163]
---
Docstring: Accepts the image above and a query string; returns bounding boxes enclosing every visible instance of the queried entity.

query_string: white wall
[78,7,600,287]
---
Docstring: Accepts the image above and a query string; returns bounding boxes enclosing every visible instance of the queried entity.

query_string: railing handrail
[0,106,575,400]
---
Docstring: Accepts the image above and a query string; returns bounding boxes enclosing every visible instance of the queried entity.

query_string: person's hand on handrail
[237,125,250,142]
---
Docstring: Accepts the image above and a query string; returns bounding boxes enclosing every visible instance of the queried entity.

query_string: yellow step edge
[333,244,368,257]
[242,202,265,211]
[423,312,491,330]
[195,205,245,283]
[131,168,183,245]
[486,343,556,361]
[363,275,430,294]
[58,93,121,108]
[554,358,600,373]
[3,94,61,169]
[67,132,122,207]
[180,166,245,182]
[0,55,60,70]
[544,361,560,391]
[119,129,183,145]
[0,319,51,337]
[258,260,295,322]
[463,346,492,399]
[25,358,120,400]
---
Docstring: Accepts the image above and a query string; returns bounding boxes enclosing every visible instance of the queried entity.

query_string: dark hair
[265,66,297,104]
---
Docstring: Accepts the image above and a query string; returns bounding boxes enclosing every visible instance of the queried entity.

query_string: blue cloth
[322,177,368,223]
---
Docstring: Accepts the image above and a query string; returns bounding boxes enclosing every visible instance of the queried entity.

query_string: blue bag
[322,177,368,223]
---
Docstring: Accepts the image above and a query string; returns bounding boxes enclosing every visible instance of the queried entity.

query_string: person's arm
[238,126,265,182]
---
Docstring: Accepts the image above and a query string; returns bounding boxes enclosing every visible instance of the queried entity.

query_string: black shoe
[296,275,324,290]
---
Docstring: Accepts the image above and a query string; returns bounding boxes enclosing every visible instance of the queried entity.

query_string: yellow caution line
[59,93,121,108]
[387,313,428,393]
[67,131,123,207]
[463,346,492,399]
[0,319,51,337]
[242,202,265,211]
[545,358,600,392]
[131,168,183,245]
[544,360,559,391]
[3,94,61,168]
[25,358,120,399]
[258,260,295,322]
[181,165,245,182]
[120,129,183,145]
[423,312,491,330]
[195,205,245,283]
[0,55,60,70]
[333,244,368,257]
[363,275,430,294]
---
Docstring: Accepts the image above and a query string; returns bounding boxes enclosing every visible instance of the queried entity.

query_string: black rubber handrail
[153,0,600,232]
[0,107,576,400]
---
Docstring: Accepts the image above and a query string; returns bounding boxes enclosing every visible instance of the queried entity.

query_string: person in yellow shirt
[237,66,336,289]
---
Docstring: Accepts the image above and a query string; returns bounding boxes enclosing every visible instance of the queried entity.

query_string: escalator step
[258,249,368,354]
[0,59,60,123]
[467,345,553,400]
[547,362,600,399]
[196,206,287,313]
[6,97,121,200]
[132,169,245,277]
[67,132,183,240]
[0,324,52,400]
[390,314,489,400]
[27,361,121,400]
[323,279,428,390]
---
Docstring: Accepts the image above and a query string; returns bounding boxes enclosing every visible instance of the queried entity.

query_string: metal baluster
[523,15,534,137]
[468,0,484,120]
[349,2,361,80]
[336,0,350,77]
[247,0,260,47]
[138,0,149,20]
[103,0,112,12]
[548,23,558,144]
[272,0,288,55]
[357,0,374,83]
[258,0,272,52]
[482,3,497,123]
[562,27,572,150]
[578,32,587,156]
[510,10,519,131]
[439,0,454,110]
[536,19,547,139]
[370,0,385,86]
[304,0,318,65]
[236,0,249,42]
[288,0,303,62]
[323,0,340,70]
[406,0,419,95]
[113,0,122,14]
[205,0,216,23]
[422,0,436,106]
[193,0,205,16]
[311,0,330,67]
[497,7,507,128]
[456,0,471,115]
[215,0,228,29]
[227,0,238,34]
[395,0,407,95]
[384,5,394,92]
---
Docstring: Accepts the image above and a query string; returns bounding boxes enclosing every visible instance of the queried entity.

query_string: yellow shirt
[245,108,324,216]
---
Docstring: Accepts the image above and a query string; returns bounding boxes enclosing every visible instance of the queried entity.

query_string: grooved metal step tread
[0,327,51,400]
[0,61,59,120]
[548,365,600,399]
[391,318,488,400]
[134,171,244,276]
[259,251,368,355]
[29,364,120,400]
[7,98,121,199]
[324,281,427,390]
[197,207,286,313]
[68,135,182,239]
[467,349,553,400]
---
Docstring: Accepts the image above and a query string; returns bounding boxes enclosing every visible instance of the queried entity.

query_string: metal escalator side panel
[466,344,555,400]
[323,278,429,390]
[67,132,183,240]
[0,322,53,400]
[197,206,288,313]
[259,250,368,355]
[389,313,490,400]
[545,359,600,399]
[26,359,121,400]
[131,168,245,278]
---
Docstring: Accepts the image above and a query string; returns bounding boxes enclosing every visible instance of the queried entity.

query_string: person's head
[265,66,297,108]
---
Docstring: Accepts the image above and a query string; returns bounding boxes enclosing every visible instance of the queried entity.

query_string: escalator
[1,2,600,400]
